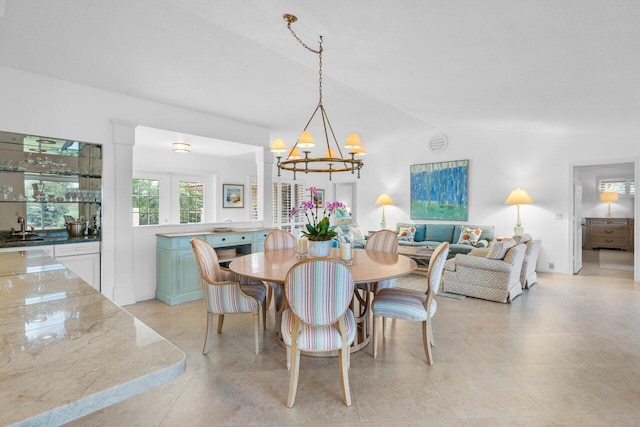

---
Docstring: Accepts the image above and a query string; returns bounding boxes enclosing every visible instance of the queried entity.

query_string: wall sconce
[600,191,618,218]
[375,193,394,230]
[504,188,534,236]
[172,142,191,153]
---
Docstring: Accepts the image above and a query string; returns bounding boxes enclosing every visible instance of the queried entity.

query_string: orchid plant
[289,186,344,241]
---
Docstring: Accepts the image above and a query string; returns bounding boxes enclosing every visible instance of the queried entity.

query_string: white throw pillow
[486,239,516,260]
[348,225,365,241]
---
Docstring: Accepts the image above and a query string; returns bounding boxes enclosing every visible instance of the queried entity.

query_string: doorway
[572,162,636,278]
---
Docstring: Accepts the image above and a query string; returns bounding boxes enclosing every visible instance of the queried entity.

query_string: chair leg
[382,317,387,337]
[286,346,292,370]
[428,317,435,346]
[422,321,433,365]
[253,311,260,355]
[287,348,301,408]
[203,312,214,355]
[339,346,352,406]
[372,315,379,358]
[217,314,224,333]
[262,298,267,330]
[266,285,273,309]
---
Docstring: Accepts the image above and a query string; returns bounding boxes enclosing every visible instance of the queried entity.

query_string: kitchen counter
[0,230,101,249]
[0,250,186,426]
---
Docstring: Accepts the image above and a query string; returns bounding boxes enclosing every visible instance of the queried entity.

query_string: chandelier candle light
[270,14,365,181]
[504,188,534,236]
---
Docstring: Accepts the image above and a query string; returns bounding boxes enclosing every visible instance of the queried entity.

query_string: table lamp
[375,193,394,230]
[600,191,618,218]
[504,188,534,236]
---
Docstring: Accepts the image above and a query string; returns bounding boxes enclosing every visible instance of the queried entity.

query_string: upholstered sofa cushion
[425,224,454,243]
[398,226,416,242]
[413,224,427,242]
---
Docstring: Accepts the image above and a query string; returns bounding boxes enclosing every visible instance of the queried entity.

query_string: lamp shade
[298,131,315,148]
[323,148,338,158]
[287,146,302,160]
[344,133,363,150]
[172,142,191,153]
[375,193,394,206]
[505,188,534,205]
[600,191,619,202]
[352,145,366,156]
[270,137,287,153]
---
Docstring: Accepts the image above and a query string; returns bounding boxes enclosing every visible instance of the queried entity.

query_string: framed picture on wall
[314,189,325,207]
[223,184,244,208]
[410,159,468,220]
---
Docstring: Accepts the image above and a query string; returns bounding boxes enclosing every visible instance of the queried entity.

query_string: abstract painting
[410,160,468,220]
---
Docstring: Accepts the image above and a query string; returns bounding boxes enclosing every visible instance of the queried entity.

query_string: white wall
[0,66,270,304]
[356,127,639,277]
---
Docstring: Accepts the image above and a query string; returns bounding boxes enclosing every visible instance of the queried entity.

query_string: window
[132,172,214,225]
[179,181,204,224]
[132,178,160,225]
[599,177,635,198]
[272,181,306,234]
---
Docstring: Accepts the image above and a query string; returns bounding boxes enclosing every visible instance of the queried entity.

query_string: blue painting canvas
[410,160,468,220]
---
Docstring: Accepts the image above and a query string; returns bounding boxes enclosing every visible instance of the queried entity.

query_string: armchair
[442,240,526,303]
[512,235,542,289]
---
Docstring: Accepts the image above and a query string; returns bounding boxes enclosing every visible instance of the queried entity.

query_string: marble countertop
[0,250,186,426]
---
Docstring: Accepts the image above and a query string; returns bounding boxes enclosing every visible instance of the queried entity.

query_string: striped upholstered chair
[264,230,297,309]
[191,238,267,355]
[372,241,450,365]
[281,258,356,407]
[364,230,399,292]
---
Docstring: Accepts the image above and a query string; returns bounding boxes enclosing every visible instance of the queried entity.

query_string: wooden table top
[229,248,417,284]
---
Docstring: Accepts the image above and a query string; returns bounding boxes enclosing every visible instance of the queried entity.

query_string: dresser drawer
[590,235,628,246]
[206,233,252,245]
[590,227,628,238]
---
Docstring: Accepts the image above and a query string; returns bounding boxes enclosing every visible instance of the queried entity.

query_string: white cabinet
[54,242,101,291]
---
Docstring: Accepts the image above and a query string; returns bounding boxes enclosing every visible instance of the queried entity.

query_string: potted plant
[289,187,343,256]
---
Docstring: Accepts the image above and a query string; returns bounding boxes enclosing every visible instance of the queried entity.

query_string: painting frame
[222,184,244,208]
[410,160,468,221]
[314,189,325,207]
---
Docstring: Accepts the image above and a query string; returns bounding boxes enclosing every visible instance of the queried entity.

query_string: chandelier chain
[286,21,323,104]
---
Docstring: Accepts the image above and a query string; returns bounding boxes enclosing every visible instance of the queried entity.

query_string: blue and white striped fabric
[282,258,355,350]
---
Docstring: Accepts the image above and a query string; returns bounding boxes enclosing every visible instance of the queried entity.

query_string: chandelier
[270,14,365,181]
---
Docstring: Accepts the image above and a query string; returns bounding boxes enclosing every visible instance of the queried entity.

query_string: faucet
[17,216,26,234]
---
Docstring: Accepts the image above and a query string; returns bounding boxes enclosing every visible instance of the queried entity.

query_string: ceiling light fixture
[172,142,191,153]
[270,13,365,181]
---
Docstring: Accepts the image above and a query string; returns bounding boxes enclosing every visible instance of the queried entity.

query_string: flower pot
[308,240,332,257]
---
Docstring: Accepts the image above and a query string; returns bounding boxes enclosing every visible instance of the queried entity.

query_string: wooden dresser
[584,217,634,251]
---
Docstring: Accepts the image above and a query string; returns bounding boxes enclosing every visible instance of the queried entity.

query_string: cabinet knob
[605,239,614,243]
[222,238,226,241]
[605,230,613,234]
[242,236,245,240]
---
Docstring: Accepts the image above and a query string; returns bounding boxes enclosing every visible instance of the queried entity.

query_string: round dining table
[229,247,417,355]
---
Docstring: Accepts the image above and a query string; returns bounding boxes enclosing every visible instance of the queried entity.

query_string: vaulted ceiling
[1,0,638,148]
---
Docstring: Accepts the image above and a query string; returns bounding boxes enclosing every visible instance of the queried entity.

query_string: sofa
[394,223,495,259]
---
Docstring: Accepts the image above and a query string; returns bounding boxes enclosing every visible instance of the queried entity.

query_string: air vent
[428,133,448,153]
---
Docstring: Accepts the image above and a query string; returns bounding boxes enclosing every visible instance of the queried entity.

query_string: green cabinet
[156,229,271,305]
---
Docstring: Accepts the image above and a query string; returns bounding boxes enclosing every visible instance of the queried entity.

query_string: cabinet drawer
[590,235,628,246]
[54,241,101,257]
[207,233,252,245]
[591,228,628,238]
[588,218,628,226]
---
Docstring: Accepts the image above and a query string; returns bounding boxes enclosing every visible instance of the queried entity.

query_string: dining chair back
[365,230,398,253]
[281,258,356,407]
[372,241,450,365]
[191,238,267,355]
[264,229,297,250]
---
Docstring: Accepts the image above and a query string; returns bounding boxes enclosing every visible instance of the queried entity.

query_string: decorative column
[103,119,137,305]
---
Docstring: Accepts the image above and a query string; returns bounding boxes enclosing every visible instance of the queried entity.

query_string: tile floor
[70,250,640,426]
